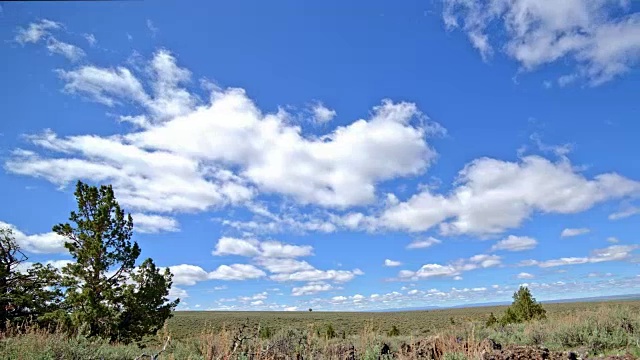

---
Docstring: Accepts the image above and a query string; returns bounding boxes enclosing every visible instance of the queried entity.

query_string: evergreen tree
[500,286,546,325]
[0,227,63,331]
[53,181,178,342]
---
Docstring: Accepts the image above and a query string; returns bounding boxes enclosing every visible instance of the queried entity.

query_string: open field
[2,299,639,359]
[166,300,640,340]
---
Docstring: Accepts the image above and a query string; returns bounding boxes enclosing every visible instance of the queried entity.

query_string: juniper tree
[53,181,178,342]
[0,227,63,331]
[500,286,546,325]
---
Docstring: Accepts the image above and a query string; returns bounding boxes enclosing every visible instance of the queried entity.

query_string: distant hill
[373,293,640,312]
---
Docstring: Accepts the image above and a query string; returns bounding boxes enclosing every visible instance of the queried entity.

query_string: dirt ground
[480,345,636,360]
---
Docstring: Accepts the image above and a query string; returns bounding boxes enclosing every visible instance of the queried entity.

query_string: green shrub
[387,325,400,337]
[486,313,498,327]
[325,323,336,339]
[259,325,272,339]
[500,286,546,325]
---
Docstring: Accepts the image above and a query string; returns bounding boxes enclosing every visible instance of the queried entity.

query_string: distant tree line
[0,181,179,343]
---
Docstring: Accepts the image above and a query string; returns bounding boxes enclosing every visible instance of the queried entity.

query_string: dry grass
[1,300,639,359]
[166,300,640,340]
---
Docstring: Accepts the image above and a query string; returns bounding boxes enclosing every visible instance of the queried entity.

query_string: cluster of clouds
[15,19,86,61]
[519,245,639,268]
[4,17,640,309]
[396,253,502,281]
[8,20,640,241]
[443,0,640,85]
[167,237,363,298]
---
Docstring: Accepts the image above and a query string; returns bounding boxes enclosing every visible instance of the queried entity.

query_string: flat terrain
[166,299,640,340]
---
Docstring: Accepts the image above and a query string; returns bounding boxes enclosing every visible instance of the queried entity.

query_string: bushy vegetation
[1,304,638,359]
[499,286,547,325]
[0,228,64,331]
[0,181,178,345]
[387,324,400,337]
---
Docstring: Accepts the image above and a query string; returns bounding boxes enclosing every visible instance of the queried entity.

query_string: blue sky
[1,0,640,311]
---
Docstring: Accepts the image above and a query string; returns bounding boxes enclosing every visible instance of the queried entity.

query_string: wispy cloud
[561,228,590,238]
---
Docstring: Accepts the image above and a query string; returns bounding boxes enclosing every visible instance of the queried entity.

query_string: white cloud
[398,254,501,280]
[16,259,72,274]
[0,221,68,254]
[517,272,535,279]
[561,228,590,237]
[210,237,357,286]
[46,37,85,61]
[271,268,363,283]
[208,264,266,281]
[219,206,339,236]
[212,237,312,258]
[15,19,61,44]
[6,131,254,214]
[167,263,264,288]
[239,292,268,302]
[292,282,333,296]
[443,0,640,85]
[311,102,337,123]
[491,235,537,252]
[213,237,260,257]
[57,66,149,107]
[9,49,444,217]
[14,20,85,62]
[146,19,159,37]
[384,259,402,267]
[169,286,188,300]
[607,237,620,244]
[255,258,315,274]
[453,276,463,281]
[132,213,179,233]
[381,156,640,236]
[406,237,442,249]
[57,49,197,121]
[521,245,639,268]
[84,33,97,46]
[404,264,458,279]
[587,272,614,278]
[260,241,313,258]
[168,264,210,286]
[127,94,440,208]
[609,205,640,220]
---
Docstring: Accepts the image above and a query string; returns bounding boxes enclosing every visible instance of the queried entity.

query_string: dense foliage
[0,228,64,331]
[500,286,547,325]
[0,181,178,343]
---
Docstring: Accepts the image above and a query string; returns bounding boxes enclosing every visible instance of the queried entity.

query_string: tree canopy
[0,228,63,331]
[0,180,179,343]
[53,181,179,342]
